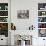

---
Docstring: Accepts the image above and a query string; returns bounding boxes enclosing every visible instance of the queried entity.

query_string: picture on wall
[17,10,29,19]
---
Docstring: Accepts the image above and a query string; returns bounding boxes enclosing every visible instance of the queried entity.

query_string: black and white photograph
[17,10,29,19]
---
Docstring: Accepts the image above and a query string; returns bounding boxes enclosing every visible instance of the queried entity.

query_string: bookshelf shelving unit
[0,3,8,37]
[38,3,46,37]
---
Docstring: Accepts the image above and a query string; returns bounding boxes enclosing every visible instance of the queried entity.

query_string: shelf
[0,22,8,23]
[38,22,46,23]
[0,10,8,11]
[38,28,46,29]
[38,10,46,11]
[0,16,8,17]
[38,16,46,17]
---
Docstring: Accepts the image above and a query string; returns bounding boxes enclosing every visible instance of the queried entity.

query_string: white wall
[11,0,46,30]
[11,0,38,30]
[11,0,46,46]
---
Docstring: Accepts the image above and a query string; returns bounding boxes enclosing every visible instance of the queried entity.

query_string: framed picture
[17,10,29,19]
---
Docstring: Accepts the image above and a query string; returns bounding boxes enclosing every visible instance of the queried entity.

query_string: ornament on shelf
[11,23,16,30]
[29,25,35,30]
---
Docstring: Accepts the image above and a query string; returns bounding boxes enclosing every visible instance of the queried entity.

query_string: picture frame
[17,10,29,19]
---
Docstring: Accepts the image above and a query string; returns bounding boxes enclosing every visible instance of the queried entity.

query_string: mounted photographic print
[17,10,29,19]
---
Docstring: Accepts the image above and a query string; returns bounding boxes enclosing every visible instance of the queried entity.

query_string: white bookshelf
[38,3,46,29]
[38,3,46,37]
[0,3,8,38]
